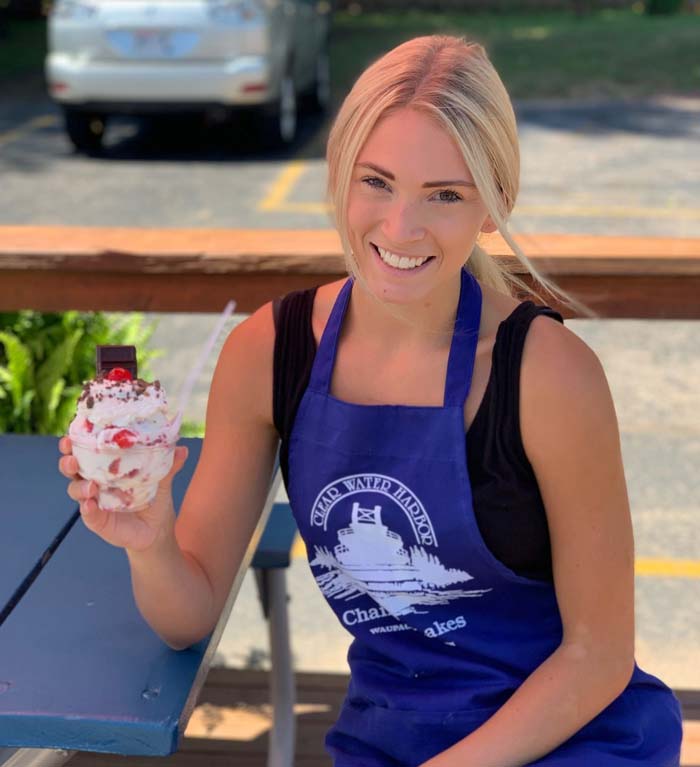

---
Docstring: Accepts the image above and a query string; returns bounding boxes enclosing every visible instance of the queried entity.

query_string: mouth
[370,242,436,273]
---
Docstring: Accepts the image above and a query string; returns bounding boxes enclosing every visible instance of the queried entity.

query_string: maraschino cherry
[106,367,133,382]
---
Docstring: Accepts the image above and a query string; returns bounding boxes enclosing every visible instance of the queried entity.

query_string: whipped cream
[69,374,179,449]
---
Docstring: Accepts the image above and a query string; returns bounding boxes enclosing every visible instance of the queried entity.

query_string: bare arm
[422,316,636,767]
[125,302,280,650]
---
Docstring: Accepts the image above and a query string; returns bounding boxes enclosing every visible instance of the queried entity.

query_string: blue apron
[286,268,682,766]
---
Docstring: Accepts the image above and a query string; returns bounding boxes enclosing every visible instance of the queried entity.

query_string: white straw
[172,299,237,430]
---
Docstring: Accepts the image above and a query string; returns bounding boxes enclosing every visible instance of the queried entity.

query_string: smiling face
[347,107,495,306]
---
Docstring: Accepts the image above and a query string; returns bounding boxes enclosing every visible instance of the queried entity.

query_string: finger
[160,445,189,485]
[67,480,91,503]
[58,455,80,478]
[79,498,111,536]
[58,436,72,454]
[172,445,189,473]
[67,479,97,503]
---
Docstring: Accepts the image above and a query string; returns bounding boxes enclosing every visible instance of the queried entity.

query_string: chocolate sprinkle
[75,373,165,411]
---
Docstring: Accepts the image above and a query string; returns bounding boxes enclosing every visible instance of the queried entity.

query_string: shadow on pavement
[515,98,700,139]
[92,109,330,163]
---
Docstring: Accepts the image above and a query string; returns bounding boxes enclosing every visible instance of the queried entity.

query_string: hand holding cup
[58,435,188,552]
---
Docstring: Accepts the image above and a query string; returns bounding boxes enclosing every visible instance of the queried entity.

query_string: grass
[329,7,700,99]
[1,9,699,98]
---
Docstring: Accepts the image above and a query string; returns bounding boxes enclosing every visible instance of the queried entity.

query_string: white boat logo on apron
[308,472,492,618]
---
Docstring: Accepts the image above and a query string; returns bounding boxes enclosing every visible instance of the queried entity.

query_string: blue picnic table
[0,434,297,767]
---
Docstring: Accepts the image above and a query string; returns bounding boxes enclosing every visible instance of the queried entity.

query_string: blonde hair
[325,34,596,320]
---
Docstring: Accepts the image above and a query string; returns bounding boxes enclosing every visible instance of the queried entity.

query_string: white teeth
[376,245,429,270]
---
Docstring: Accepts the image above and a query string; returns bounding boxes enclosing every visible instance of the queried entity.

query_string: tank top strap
[506,301,564,351]
[497,300,564,431]
[272,286,318,440]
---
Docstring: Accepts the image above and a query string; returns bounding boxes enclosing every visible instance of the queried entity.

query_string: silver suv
[46,0,332,153]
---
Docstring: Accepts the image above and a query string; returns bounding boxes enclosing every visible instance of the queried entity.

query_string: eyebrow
[356,162,476,188]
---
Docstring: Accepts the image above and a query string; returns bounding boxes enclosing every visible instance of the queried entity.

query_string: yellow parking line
[258,160,308,211]
[292,539,700,578]
[0,114,59,148]
[292,534,307,560]
[635,558,700,578]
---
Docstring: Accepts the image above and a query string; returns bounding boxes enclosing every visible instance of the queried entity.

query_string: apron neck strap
[309,270,482,409]
[443,268,482,408]
[308,276,354,393]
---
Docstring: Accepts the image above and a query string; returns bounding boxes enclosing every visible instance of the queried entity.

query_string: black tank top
[272,286,565,582]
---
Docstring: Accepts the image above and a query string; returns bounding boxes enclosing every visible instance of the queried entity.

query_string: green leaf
[35,329,83,430]
[0,331,34,413]
[38,378,66,434]
[54,385,84,436]
[0,311,163,435]
[11,389,36,433]
[180,420,205,438]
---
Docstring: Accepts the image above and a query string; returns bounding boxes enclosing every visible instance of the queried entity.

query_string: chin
[361,273,437,307]
[354,243,439,305]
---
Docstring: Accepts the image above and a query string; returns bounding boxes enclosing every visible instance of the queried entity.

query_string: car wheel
[303,47,331,115]
[63,109,106,155]
[257,73,298,150]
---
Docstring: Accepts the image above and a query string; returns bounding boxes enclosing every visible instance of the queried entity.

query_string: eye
[435,189,463,203]
[360,176,463,204]
[361,176,389,191]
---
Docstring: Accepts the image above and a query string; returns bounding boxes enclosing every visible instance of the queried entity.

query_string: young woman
[59,35,682,767]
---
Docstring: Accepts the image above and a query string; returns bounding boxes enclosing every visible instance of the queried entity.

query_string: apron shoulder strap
[308,277,354,393]
[443,269,483,408]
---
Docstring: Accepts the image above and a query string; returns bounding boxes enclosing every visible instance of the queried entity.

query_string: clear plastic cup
[71,437,177,513]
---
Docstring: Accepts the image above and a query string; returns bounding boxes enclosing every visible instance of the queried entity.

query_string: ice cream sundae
[69,353,180,512]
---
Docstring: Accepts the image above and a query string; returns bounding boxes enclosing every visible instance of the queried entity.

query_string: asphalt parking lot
[2,75,700,235]
[1,74,699,690]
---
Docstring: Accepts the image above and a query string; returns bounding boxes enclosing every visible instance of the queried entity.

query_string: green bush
[0,311,162,435]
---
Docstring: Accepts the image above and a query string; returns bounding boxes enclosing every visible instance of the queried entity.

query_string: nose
[381,198,426,245]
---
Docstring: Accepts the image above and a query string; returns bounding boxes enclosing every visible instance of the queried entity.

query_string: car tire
[256,73,298,151]
[63,108,106,155]
[302,47,331,115]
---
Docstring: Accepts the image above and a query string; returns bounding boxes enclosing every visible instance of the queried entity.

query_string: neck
[344,271,464,351]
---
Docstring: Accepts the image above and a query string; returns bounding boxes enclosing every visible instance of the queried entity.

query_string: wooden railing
[1,227,699,318]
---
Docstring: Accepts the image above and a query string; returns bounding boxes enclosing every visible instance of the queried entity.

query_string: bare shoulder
[523,313,605,394]
[209,281,345,423]
[208,300,276,427]
[519,313,616,463]
[215,280,346,402]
